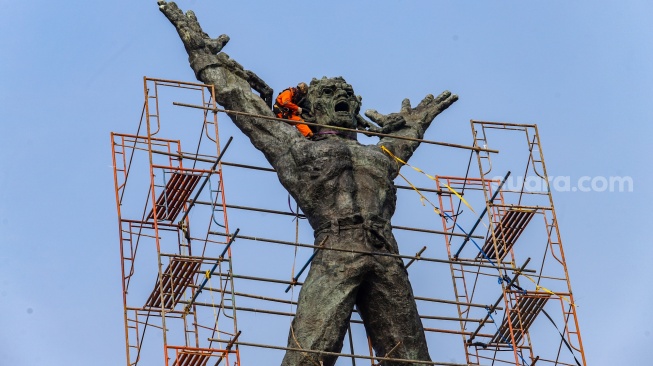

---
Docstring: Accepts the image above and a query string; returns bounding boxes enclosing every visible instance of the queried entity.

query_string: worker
[273,82,313,138]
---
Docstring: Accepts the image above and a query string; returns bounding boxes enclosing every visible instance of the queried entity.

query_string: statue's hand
[158,1,273,107]
[365,91,458,133]
[158,1,229,55]
[356,114,405,135]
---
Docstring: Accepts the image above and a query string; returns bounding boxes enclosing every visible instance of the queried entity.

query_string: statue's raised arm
[158,1,304,168]
[365,91,458,167]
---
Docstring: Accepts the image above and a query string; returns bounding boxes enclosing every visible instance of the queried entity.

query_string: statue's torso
[277,137,398,231]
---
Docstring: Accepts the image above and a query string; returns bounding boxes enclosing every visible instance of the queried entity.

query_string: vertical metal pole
[144,78,169,359]
[533,125,586,365]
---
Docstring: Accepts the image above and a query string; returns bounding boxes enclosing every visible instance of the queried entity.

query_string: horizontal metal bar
[420,315,492,323]
[174,102,500,153]
[182,300,484,326]
[189,271,506,313]
[159,253,226,262]
[393,225,482,238]
[215,340,469,366]
[209,231,534,273]
[423,327,494,338]
[414,296,503,311]
[221,161,275,172]
[220,161,446,194]
[471,120,537,129]
[490,203,552,211]
[150,148,217,164]
[190,287,298,306]
[199,202,480,238]
[146,77,213,89]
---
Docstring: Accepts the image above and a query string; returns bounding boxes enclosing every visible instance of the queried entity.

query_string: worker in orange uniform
[273,82,313,138]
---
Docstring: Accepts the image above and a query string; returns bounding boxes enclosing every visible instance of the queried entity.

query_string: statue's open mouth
[335,101,350,114]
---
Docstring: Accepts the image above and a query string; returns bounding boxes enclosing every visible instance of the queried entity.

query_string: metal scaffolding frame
[111,77,586,366]
[434,121,586,366]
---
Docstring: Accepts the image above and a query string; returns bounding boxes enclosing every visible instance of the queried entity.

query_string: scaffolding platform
[145,256,202,310]
[478,207,535,261]
[148,172,203,222]
[490,292,551,346]
[167,346,233,366]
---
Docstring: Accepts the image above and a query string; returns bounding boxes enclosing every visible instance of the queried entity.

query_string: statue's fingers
[365,126,382,137]
[186,10,198,22]
[434,90,452,104]
[356,114,379,129]
[416,94,435,111]
[426,93,458,120]
[365,109,385,125]
[158,0,180,17]
[381,118,407,134]
[441,93,458,108]
[159,1,191,30]
[401,98,412,113]
[208,34,230,54]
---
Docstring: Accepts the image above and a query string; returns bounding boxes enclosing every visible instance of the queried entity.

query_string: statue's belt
[314,216,392,250]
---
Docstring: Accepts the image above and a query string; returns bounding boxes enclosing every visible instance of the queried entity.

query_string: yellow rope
[206,270,219,325]
[397,171,442,216]
[523,274,576,307]
[381,145,475,213]
[290,325,321,366]
[442,182,475,213]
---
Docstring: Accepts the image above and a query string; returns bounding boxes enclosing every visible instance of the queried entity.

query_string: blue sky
[1,1,652,365]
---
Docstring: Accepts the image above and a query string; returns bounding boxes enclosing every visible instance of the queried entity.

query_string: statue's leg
[357,256,431,365]
[281,232,368,366]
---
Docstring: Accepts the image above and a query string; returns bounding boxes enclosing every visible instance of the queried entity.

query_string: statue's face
[308,78,360,129]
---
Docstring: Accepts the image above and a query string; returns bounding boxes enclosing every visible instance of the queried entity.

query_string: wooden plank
[480,208,535,260]
[145,257,202,310]
[148,172,202,222]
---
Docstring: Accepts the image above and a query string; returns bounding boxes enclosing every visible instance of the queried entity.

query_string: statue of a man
[158,2,457,365]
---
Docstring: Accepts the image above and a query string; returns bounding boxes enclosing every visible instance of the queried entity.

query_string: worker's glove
[296,107,303,115]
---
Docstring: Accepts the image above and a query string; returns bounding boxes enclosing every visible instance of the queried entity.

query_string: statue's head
[307,77,361,130]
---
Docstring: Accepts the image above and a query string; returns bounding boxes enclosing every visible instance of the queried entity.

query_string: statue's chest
[293,142,395,185]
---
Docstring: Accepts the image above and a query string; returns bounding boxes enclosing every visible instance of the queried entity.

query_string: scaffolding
[433,121,586,366]
[111,77,586,366]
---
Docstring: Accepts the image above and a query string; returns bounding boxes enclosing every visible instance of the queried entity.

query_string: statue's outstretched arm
[158,1,303,167]
[365,91,458,168]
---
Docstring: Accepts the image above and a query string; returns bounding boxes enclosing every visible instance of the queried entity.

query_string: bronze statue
[158,2,458,365]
